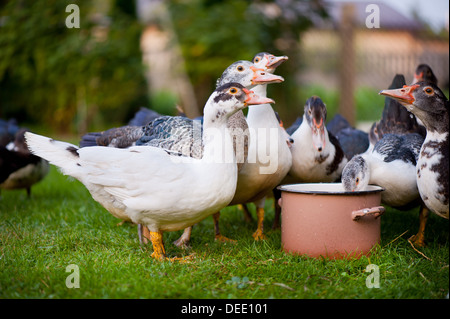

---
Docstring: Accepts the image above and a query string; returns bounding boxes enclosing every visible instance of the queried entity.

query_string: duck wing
[137,116,203,159]
[374,133,424,165]
[80,126,145,148]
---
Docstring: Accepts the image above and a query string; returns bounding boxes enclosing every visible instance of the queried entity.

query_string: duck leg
[149,230,166,260]
[252,198,267,241]
[173,226,192,249]
[409,204,430,247]
[213,212,236,243]
[238,204,254,223]
[138,224,151,245]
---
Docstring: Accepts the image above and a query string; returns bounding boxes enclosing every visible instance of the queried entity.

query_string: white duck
[25,83,274,260]
[226,52,291,241]
[342,133,424,207]
[176,54,290,245]
[144,60,285,246]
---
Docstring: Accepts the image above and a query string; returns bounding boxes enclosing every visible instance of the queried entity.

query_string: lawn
[0,165,448,300]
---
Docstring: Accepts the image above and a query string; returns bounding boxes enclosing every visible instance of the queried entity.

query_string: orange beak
[265,54,289,70]
[243,88,275,105]
[379,84,419,105]
[250,66,284,84]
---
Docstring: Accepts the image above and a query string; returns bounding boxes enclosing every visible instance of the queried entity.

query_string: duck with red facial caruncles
[379,82,449,245]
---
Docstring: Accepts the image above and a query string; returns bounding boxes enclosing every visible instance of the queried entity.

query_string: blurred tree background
[0,0,327,135]
[0,0,148,133]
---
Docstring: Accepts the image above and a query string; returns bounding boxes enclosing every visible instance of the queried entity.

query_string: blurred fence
[296,2,449,126]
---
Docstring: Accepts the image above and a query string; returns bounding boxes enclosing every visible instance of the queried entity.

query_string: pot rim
[277,182,385,195]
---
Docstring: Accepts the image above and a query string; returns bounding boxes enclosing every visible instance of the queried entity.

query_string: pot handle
[352,206,385,221]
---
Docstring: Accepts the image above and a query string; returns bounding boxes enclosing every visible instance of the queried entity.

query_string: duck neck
[246,84,278,127]
[202,105,236,164]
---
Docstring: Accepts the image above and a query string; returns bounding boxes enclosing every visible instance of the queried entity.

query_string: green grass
[0,166,448,299]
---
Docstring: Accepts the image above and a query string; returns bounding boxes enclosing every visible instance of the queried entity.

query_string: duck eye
[355,177,359,185]
[237,66,244,72]
[229,87,237,94]
[308,108,312,115]
[424,87,433,95]
[254,57,260,63]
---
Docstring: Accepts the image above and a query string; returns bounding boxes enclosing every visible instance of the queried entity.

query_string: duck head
[342,155,370,192]
[252,52,288,73]
[304,96,327,152]
[209,82,275,121]
[217,60,284,89]
[379,82,449,133]
[412,64,437,85]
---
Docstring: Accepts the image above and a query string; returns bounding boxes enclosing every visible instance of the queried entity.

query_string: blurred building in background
[299,1,449,89]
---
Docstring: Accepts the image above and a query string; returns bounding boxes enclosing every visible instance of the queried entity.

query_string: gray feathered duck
[379,82,449,246]
[135,59,284,164]
[342,133,424,208]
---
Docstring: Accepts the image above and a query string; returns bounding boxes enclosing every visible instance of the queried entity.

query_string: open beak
[243,88,275,105]
[265,54,289,70]
[250,66,284,84]
[311,117,326,152]
[379,84,419,105]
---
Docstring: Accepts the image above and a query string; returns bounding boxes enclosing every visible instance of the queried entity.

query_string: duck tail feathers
[24,132,81,177]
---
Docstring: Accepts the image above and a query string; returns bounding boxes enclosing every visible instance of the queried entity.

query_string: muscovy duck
[287,96,347,183]
[369,74,426,148]
[342,133,424,207]
[25,83,273,261]
[140,59,284,246]
[379,82,449,245]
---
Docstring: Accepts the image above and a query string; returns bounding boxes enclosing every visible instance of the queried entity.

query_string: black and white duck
[379,82,449,245]
[342,133,424,207]
[26,83,273,261]
[287,96,347,183]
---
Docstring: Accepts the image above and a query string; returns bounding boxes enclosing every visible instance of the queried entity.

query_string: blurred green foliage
[0,0,328,133]
[169,0,328,113]
[0,0,148,132]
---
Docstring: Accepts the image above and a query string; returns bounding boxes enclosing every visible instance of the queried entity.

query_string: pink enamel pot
[278,183,385,259]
